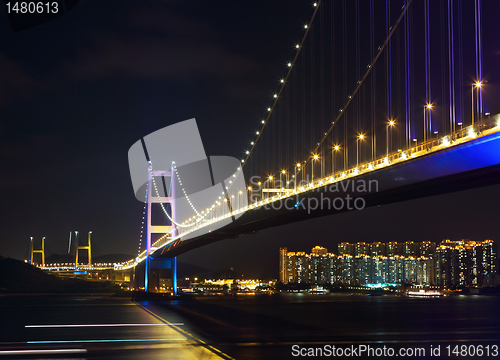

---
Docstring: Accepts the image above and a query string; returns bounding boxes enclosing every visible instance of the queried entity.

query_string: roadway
[157,126,500,258]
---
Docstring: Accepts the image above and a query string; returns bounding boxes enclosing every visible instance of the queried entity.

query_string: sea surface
[0,293,498,359]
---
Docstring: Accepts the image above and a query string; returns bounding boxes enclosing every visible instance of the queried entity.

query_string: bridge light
[389,120,395,126]
[287,63,292,67]
[273,94,277,98]
[358,134,364,140]
[313,154,319,160]
[426,103,432,109]
[334,145,340,151]
[304,24,308,29]
[282,170,286,174]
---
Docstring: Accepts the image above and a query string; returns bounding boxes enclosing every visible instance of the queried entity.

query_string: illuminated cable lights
[236,6,319,172]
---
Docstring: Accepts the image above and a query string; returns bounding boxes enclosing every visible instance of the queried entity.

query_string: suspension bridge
[33,0,500,293]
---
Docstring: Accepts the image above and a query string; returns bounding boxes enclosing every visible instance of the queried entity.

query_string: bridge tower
[30,236,45,266]
[145,161,177,294]
[75,231,92,268]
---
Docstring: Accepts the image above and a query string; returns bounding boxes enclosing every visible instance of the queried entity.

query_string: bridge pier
[133,258,177,293]
[144,161,178,294]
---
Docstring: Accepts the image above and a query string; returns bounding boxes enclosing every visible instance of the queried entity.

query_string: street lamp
[387,120,395,158]
[312,154,319,185]
[332,145,340,177]
[280,169,286,190]
[74,231,79,270]
[412,138,417,153]
[295,163,301,191]
[30,236,33,265]
[357,134,364,169]
[88,231,92,266]
[472,81,481,127]
[423,104,432,147]
[268,175,273,198]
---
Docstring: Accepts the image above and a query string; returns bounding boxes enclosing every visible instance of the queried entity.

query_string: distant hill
[177,262,214,279]
[0,257,122,293]
[45,253,135,264]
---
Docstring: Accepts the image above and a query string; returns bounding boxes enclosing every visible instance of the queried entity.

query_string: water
[0,293,498,359]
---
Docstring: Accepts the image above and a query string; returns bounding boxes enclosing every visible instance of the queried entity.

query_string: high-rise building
[326,254,339,284]
[479,240,497,284]
[279,247,287,283]
[370,242,386,256]
[387,242,402,257]
[339,254,355,285]
[355,242,370,256]
[388,256,405,283]
[338,242,354,256]
[294,252,308,283]
[372,256,389,284]
[420,241,436,257]
[404,241,418,257]
[435,239,498,287]
[311,246,328,256]
[285,251,296,284]
[355,255,372,284]
[280,239,496,287]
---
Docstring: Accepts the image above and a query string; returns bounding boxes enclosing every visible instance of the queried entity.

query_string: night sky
[1,0,500,279]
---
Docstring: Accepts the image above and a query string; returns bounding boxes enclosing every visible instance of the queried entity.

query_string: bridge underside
[155,131,500,258]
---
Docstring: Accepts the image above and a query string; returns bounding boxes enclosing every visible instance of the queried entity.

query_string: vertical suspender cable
[370,0,376,160]
[424,0,431,140]
[448,0,456,136]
